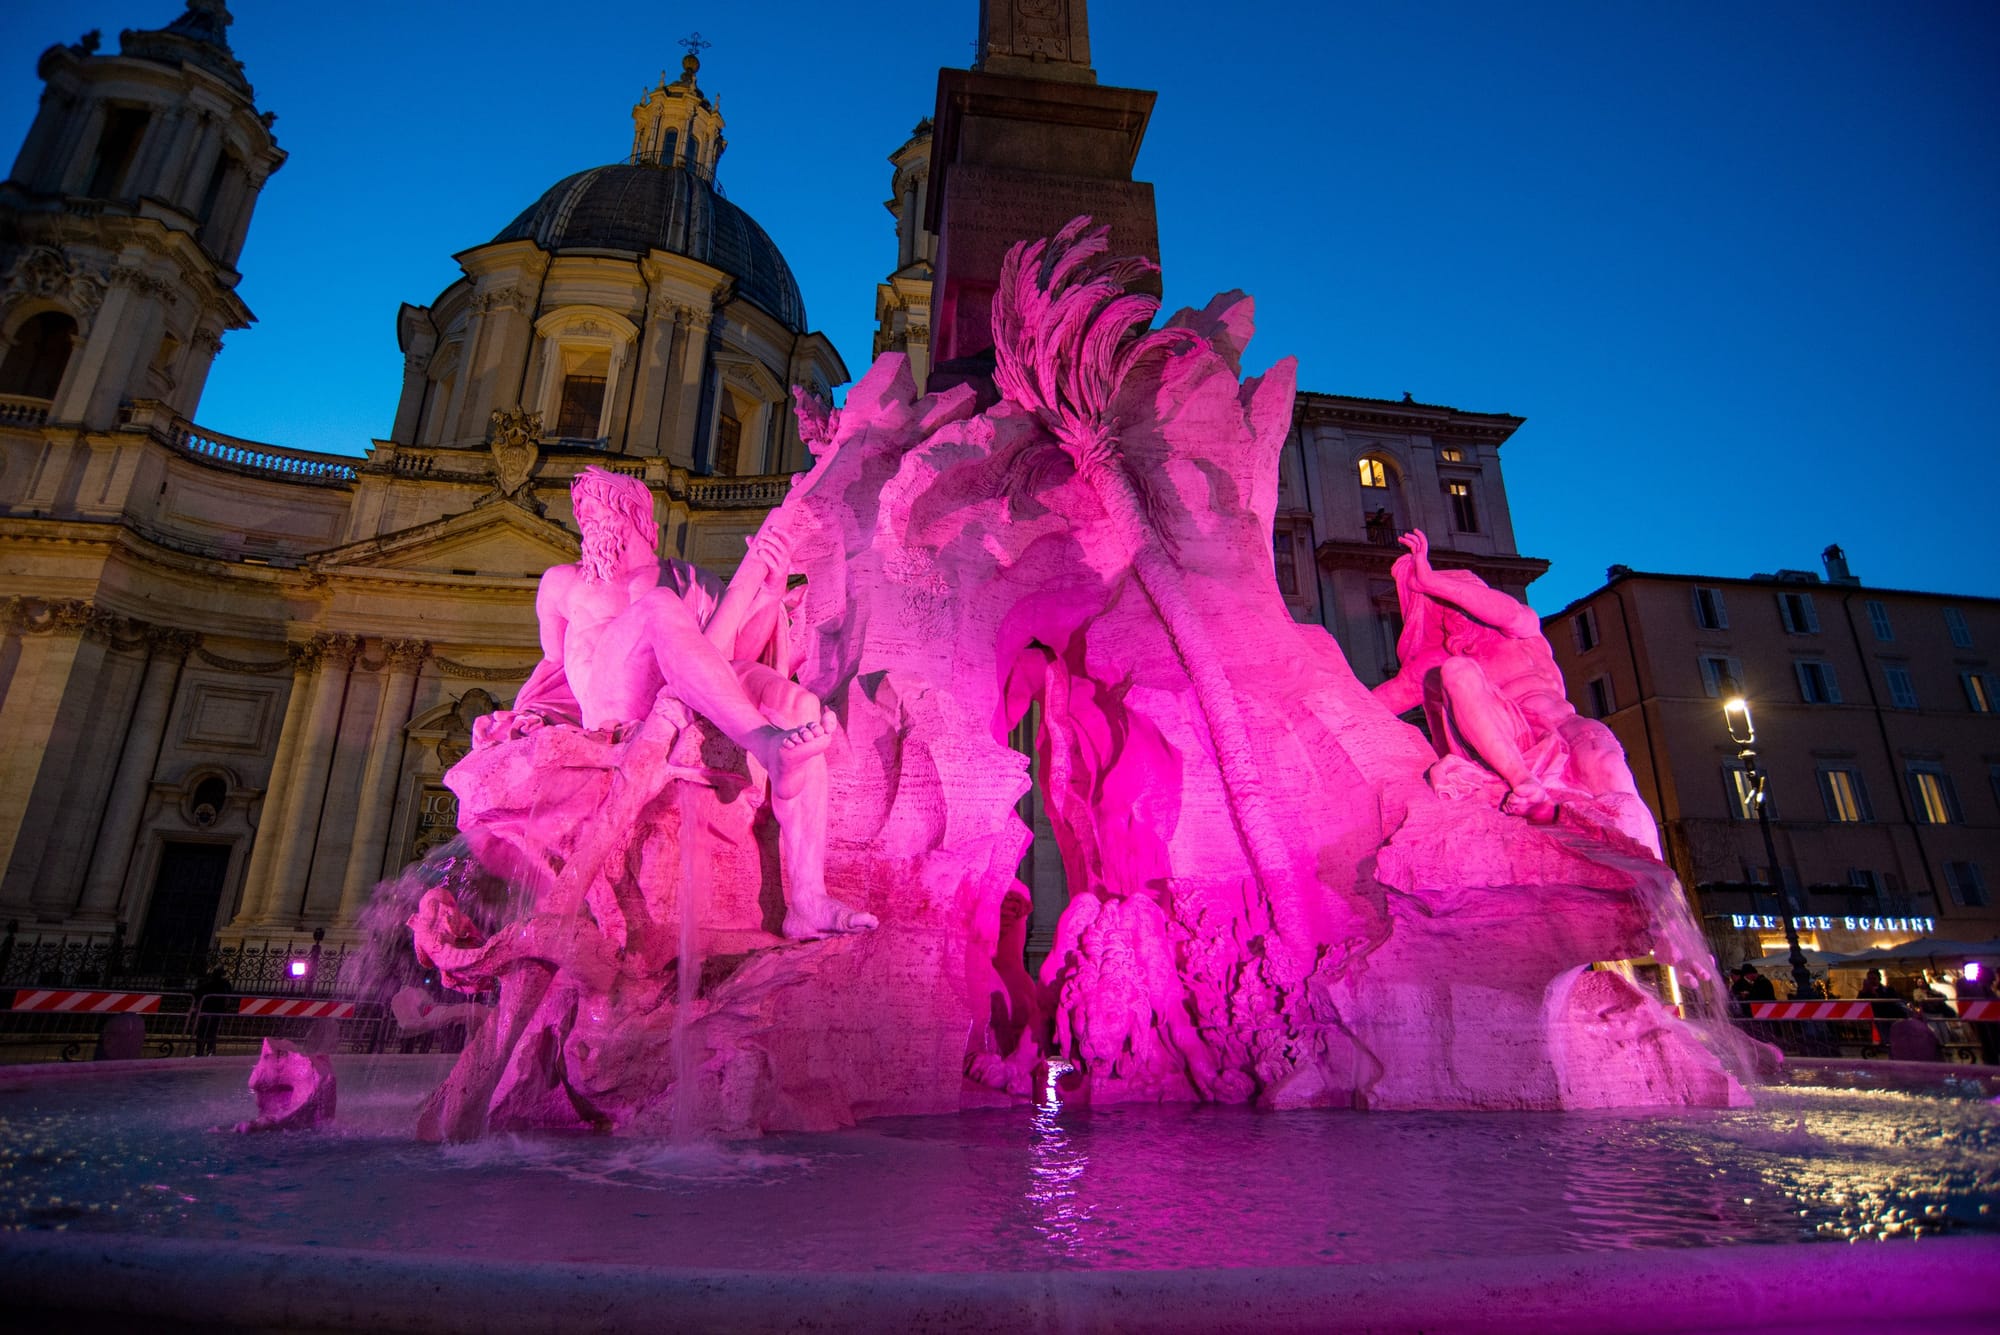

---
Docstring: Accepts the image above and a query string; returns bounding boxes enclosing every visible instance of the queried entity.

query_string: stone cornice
[1295,394,1524,446]
[1313,540,1551,587]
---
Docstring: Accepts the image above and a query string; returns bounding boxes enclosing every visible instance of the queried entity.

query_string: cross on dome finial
[677,31,712,82]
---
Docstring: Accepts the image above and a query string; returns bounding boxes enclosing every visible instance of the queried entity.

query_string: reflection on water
[0,1059,1993,1270]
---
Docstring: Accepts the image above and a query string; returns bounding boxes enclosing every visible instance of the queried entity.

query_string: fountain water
[672,780,704,1143]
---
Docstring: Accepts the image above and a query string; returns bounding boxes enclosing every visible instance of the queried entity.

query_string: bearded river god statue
[403,217,1754,1141]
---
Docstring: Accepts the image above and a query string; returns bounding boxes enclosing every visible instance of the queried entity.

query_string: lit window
[1962,671,1997,713]
[1907,766,1961,825]
[1723,764,1763,820]
[1865,600,1893,641]
[1447,481,1479,533]
[1572,607,1599,653]
[1698,654,1744,698]
[1944,607,1972,649]
[1794,659,1840,704]
[1777,591,1818,634]
[1586,676,1614,718]
[1692,586,1728,630]
[1817,768,1870,823]
[1438,446,1464,463]
[1359,458,1387,489]
[1884,665,1917,710]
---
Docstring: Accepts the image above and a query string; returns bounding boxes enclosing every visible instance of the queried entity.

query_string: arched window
[532,307,639,445]
[1357,453,1407,545]
[0,311,79,399]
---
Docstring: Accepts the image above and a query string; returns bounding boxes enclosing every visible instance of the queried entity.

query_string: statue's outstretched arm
[1398,531,1540,640]
[705,519,794,661]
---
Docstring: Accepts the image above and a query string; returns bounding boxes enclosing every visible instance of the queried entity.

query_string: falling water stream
[671,783,704,1143]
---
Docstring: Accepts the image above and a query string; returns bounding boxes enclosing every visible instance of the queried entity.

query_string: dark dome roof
[494,163,807,334]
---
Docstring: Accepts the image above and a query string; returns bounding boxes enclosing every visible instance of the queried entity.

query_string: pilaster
[0,600,113,914]
[234,638,325,927]
[75,629,198,921]
[667,304,713,469]
[335,639,429,921]
[259,634,358,926]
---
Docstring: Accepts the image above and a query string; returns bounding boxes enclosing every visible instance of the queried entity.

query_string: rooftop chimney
[1822,544,1859,586]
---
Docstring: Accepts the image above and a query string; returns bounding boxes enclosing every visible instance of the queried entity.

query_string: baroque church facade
[0,3,1541,963]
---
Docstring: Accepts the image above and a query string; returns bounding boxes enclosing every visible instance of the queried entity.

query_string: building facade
[1544,546,2000,961]
[1,2,1547,969]
[0,5,844,957]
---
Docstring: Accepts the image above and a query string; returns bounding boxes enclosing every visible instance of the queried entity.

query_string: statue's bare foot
[782,894,879,940]
[1502,781,1558,824]
[764,708,837,799]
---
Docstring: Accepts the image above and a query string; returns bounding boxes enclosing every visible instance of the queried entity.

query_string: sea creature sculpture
[232,1037,335,1133]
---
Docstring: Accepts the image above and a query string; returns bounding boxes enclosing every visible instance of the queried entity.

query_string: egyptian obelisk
[927,1,1161,381]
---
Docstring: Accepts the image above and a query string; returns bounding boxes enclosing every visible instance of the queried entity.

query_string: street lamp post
[1720,681,1816,1000]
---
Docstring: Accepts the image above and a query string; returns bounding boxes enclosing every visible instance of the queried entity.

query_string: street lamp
[1719,678,1815,1000]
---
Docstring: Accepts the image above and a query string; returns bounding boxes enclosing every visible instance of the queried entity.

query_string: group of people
[1729,962,1919,1014]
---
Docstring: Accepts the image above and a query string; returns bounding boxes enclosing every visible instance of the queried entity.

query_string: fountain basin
[1,1057,1995,1332]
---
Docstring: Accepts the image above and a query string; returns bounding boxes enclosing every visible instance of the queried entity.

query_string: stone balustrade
[159,414,358,486]
[0,394,51,427]
[687,474,790,507]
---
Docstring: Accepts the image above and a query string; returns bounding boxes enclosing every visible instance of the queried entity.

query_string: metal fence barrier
[0,989,393,1063]
[1733,999,1996,1063]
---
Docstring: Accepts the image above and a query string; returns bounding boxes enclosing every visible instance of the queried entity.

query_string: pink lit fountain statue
[409,216,1750,1140]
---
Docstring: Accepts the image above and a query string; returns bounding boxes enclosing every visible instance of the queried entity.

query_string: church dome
[493,163,807,334]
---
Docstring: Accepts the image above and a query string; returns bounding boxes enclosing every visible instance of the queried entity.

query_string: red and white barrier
[6,989,162,1014]
[232,997,354,1019]
[1952,999,2000,1022]
[1747,1001,1874,1021]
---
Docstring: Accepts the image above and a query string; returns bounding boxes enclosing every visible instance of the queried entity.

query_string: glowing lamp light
[288,960,308,978]
[1967,962,1984,983]
[1719,680,1756,746]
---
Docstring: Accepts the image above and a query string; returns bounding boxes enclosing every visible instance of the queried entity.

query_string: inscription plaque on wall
[180,681,277,753]
[408,784,460,862]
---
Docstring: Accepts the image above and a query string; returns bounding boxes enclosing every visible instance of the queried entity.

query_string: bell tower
[0,1,283,429]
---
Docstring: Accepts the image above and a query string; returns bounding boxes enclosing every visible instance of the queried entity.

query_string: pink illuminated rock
[416,216,1745,1138]
[233,1038,335,1133]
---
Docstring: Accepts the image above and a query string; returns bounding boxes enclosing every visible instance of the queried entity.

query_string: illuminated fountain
[403,219,1750,1140]
[2,223,1994,1334]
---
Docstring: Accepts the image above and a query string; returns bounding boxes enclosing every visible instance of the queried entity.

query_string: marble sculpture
[407,217,1748,1140]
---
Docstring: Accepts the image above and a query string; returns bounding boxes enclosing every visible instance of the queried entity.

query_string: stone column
[232,643,318,927]
[335,639,428,923]
[75,629,198,922]
[259,634,358,927]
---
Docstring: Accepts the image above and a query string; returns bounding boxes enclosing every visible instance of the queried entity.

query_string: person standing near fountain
[489,466,875,938]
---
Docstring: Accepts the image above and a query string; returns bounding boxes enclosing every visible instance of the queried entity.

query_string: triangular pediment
[310,498,578,579]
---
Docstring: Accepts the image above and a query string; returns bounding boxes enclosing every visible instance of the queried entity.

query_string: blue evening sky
[4,1,1994,612]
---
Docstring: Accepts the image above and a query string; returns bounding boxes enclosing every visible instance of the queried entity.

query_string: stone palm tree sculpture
[989,219,1300,933]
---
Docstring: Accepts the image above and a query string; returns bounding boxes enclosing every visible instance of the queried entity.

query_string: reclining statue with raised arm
[1372,530,1660,855]
[475,465,876,938]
